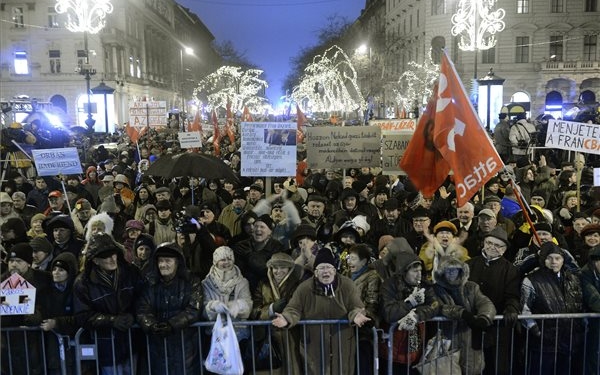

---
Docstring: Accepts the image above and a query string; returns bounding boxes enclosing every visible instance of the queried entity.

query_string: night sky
[177,0,365,106]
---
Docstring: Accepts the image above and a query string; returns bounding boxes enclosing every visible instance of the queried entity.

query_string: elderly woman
[251,252,303,374]
[272,248,371,374]
[419,220,470,280]
[202,246,252,343]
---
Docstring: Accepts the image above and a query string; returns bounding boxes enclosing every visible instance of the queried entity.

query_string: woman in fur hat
[419,220,470,280]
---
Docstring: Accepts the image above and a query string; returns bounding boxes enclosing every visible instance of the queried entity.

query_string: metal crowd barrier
[3,314,599,374]
[385,313,600,375]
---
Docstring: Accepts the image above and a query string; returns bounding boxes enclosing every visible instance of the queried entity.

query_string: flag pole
[508,178,541,245]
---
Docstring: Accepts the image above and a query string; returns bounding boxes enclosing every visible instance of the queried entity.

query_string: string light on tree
[55,0,114,34]
[450,0,505,52]
[394,50,439,116]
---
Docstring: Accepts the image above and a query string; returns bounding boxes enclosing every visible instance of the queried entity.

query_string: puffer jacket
[136,244,203,374]
[433,256,496,374]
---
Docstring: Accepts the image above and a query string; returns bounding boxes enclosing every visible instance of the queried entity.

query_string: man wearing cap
[464,208,499,257]
[218,188,253,237]
[467,227,520,374]
[26,176,50,213]
[300,193,334,243]
[272,248,371,374]
[44,214,85,259]
[405,207,432,253]
[332,187,368,229]
[520,242,584,374]
[74,232,143,373]
[148,200,176,245]
[1,243,52,375]
[484,194,516,241]
[233,214,286,291]
[31,236,54,271]
[247,184,263,206]
[44,190,68,216]
[0,191,20,228]
[97,174,115,202]
[369,197,411,249]
[11,191,37,228]
[513,221,578,276]
[136,242,202,374]
[71,198,96,240]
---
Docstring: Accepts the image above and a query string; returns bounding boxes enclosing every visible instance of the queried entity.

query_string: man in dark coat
[136,242,203,374]
[467,227,521,375]
[368,198,411,249]
[43,214,85,259]
[73,232,143,373]
[581,245,600,374]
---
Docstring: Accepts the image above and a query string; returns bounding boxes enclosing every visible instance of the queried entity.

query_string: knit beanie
[212,246,234,265]
[7,243,33,264]
[313,248,336,269]
[30,237,53,254]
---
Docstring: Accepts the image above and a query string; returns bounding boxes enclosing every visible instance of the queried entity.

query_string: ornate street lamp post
[55,0,113,131]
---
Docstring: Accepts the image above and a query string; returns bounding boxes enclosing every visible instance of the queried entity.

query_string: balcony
[539,60,600,71]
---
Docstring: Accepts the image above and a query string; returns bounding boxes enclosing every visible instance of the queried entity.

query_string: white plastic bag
[205,313,244,375]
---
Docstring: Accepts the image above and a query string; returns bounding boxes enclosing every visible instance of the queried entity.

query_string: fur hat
[533,222,552,234]
[562,190,578,206]
[351,180,368,194]
[313,248,336,269]
[155,200,172,210]
[378,235,394,252]
[85,212,114,240]
[340,187,359,201]
[433,221,458,235]
[351,215,370,234]
[1,217,27,237]
[44,214,74,232]
[7,243,33,264]
[266,252,295,269]
[383,198,399,210]
[86,232,121,260]
[30,237,53,254]
[581,223,600,238]
[212,246,234,265]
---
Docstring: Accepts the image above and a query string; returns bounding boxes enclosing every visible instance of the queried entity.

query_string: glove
[462,310,489,330]
[559,208,572,220]
[227,302,240,318]
[150,322,172,337]
[404,286,426,307]
[272,298,287,314]
[212,301,229,314]
[397,310,418,331]
[528,324,541,338]
[503,310,519,327]
[113,314,134,331]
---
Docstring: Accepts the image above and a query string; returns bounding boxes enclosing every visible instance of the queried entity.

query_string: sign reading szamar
[32,148,82,176]
[545,119,600,155]
[305,126,381,169]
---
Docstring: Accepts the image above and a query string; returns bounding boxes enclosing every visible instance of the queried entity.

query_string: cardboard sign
[240,122,297,177]
[129,101,168,128]
[370,119,417,131]
[0,273,36,315]
[178,131,202,149]
[545,119,600,155]
[305,126,381,169]
[381,131,413,175]
[32,147,83,176]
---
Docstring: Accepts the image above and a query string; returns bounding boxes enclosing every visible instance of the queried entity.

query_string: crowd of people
[0,115,599,374]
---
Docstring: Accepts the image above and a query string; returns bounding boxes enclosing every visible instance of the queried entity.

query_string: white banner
[129,101,167,128]
[545,119,600,155]
[32,147,82,176]
[178,132,202,149]
[240,122,297,177]
[381,131,413,175]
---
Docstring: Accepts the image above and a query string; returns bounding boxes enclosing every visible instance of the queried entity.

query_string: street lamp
[91,80,115,133]
[477,68,505,132]
[179,46,194,129]
[356,44,373,123]
[55,0,113,131]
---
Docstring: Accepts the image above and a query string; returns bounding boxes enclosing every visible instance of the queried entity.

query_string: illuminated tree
[393,51,439,114]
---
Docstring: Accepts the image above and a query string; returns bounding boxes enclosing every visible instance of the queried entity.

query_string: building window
[136,58,141,78]
[14,51,29,74]
[49,50,61,73]
[549,35,563,61]
[583,35,598,61]
[12,7,25,28]
[516,36,529,63]
[517,0,529,13]
[551,0,564,13]
[77,49,87,67]
[585,0,598,11]
[129,55,135,76]
[432,0,445,15]
[47,7,59,28]
[481,45,496,64]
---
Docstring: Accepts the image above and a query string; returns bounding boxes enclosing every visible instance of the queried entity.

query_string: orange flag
[225,99,235,144]
[296,105,306,143]
[433,51,503,206]
[212,110,221,156]
[399,82,451,198]
[242,106,253,122]
[125,121,147,144]
[188,111,202,135]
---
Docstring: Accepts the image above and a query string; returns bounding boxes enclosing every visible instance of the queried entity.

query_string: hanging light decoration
[55,0,114,34]
[451,0,506,51]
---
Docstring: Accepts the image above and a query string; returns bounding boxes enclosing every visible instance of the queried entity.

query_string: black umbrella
[146,152,239,182]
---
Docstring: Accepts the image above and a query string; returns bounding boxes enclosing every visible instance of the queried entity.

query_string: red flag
[125,121,147,144]
[432,51,504,206]
[212,110,221,156]
[296,105,306,143]
[242,106,253,122]
[188,111,202,135]
[399,82,451,198]
[225,99,235,144]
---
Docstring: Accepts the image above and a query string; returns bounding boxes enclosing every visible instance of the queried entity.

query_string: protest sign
[545,119,600,155]
[129,101,167,128]
[305,126,381,169]
[370,119,417,131]
[0,273,36,315]
[178,131,202,149]
[32,147,82,176]
[240,122,296,177]
[381,131,413,175]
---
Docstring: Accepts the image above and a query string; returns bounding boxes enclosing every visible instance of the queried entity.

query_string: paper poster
[178,131,202,148]
[0,273,36,315]
[240,122,297,177]
[32,147,83,176]
[545,119,600,155]
[381,131,413,175]
[305,126,381,169]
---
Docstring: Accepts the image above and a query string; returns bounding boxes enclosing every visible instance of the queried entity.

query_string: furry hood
[433,256,470,288]
[84,212,114,240]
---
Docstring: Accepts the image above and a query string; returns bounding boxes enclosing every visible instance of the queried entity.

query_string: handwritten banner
[32,147,82,176]
[305,126,381,169]
[178,132,202,149]
[240,122,296,177]
[1,273,36,315]
[129,101,167,128]
[545,119,600,155]
[381,131,413,175]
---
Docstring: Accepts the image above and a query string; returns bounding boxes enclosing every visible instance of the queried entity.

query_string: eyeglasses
[413,218,429,223]
[484,240,506,250]
[315,264,336,272]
